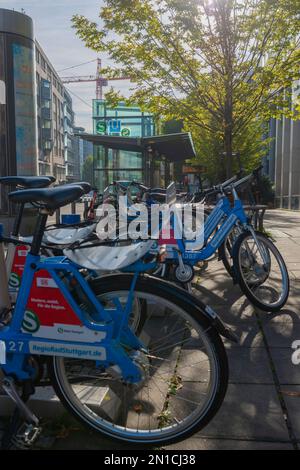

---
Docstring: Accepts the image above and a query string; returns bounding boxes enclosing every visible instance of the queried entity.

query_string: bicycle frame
[2,202,27,295]
[0,237,145,384]
[168,189,249,265]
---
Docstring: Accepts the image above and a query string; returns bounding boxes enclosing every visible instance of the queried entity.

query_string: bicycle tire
[48,273,228,445]
[232,230,289,312]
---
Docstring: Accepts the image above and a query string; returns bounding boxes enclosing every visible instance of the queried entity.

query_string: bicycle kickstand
[0,372,42,449]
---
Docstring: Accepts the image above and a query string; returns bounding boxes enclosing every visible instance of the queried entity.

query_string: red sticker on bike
[9,245,29,289]
[25,269,81,329]
[158,228,178,245]
[21,270,105,343]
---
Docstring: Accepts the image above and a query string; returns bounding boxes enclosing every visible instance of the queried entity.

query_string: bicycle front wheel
[232,230,289,312]
[48,274,228,445]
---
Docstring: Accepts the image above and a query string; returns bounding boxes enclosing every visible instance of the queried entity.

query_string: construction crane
[61,58,130,100]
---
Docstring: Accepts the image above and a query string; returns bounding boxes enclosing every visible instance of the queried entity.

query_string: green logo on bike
[22,310,40,333]
[9,272,21,288]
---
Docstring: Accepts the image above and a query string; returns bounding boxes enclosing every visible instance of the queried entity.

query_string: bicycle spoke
[52,288,221,442]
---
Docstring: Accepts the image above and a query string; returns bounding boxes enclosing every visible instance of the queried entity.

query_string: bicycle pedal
[11,422,42,449]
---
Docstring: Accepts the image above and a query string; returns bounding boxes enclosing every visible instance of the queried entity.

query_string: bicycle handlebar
[198,164,262,199]
[219,174,238,189]
[106,165,263,203]
[198,174,239,199]
[229,165,263,191]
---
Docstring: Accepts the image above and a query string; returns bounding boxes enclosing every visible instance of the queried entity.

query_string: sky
[0,0,131,131]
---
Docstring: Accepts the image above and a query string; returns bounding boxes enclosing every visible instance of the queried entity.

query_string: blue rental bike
[0,182,237,448]
[153,173,289,313]
[101,172,289,313]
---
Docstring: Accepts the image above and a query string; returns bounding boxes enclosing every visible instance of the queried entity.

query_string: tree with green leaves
[73,0,300,179]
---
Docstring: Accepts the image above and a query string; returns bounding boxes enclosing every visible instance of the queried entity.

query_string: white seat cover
[63,239,155,271]
[43,224,96,245]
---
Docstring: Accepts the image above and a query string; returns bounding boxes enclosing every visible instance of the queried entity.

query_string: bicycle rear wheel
[48,274,228,445]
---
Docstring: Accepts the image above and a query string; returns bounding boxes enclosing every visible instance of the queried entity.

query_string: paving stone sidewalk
[166,209,300,451]
[3,209,300,450]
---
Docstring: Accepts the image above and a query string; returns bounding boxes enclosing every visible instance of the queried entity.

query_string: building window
[42,120,51,129]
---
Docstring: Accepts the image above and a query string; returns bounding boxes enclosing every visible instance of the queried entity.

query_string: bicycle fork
[246,226,269,264]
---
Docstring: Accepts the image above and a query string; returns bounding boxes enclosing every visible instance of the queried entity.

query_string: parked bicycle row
[0,169,289,448]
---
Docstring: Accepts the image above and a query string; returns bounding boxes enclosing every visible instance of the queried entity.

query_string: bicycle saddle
[0,176,55,189]
[70,181,91,194]
[8,185,85,211]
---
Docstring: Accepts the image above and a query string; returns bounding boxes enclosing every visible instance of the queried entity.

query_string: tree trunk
[224,123,233,178]
[224,96,233,178]
[218,1,234,179]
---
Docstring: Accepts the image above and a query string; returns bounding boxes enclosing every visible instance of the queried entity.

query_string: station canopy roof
[76,132,196,162]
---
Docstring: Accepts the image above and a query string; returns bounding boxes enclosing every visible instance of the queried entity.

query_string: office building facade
[35,41,67,182]
[64,90,79,182]
[264,83,300,209]
[73,127,93,177]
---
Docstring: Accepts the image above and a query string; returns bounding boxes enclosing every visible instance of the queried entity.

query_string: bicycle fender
[91,273,238,343]
[206,309,239,343]
[150,276,239,343]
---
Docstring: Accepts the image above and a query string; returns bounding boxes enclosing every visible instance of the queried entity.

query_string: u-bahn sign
[108,119,121,134]
[95,119,131,137]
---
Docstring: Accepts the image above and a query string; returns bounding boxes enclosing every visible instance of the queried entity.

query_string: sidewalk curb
[0,385,121,420]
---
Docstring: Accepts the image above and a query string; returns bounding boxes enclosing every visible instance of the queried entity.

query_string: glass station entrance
[78,132,196,192]
[92,100,156,191]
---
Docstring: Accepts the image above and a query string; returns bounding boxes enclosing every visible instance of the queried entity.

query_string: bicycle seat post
[29,209,50,256]
[12,202,25,237]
